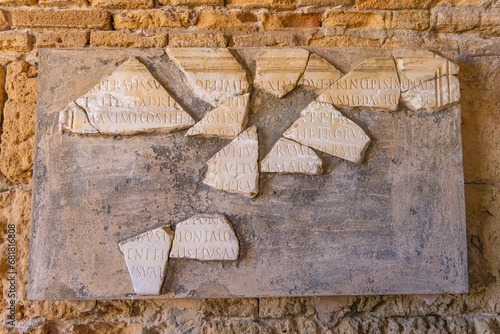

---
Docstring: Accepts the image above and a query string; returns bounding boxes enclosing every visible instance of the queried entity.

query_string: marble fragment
[298,54,343,94]
[260,137,322,175]
[170,214,239,261]
[186,93,250,139]
[401,75,460,111]
[283,101,370,164]
[166,48,250,106]
[317,57,400,111]
[118,226,174,295]
[203,126,259,197]
[254,48,310,98]
[59,57,195,135]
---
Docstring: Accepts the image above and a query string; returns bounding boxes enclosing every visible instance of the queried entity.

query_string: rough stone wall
[0,0,498,333]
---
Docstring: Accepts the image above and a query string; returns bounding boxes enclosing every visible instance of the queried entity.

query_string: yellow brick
[113,10,190,29]
[309,35,380,47]
[35,31,89,48]
[196,11,258,31]
[480,11,500,36]
[168,33,228,47]
[159,0,223,5]
[387,10,430,30]
[90,0,154,9]
[434,9,480,32]
[324,11,384,29]
[261,13,322,30]
[12,8,111,29]
[225,0,294,9]
[296,0,352,6]
[0,10,10,31]
[38,0,88,7]
[0,0,36,6]
[356,0,432,9]
[0,31,32,51]
[90,31,167,47]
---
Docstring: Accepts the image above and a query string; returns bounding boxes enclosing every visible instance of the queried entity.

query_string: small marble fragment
[260,137,322,175]
[283,101,370,164]
[167,48,250,106]
[186,93,250,139]
[203,126,259,197]
[317,57,400,111]
[118,226,174,295]
[254,48,310,98]
[298,54,343,94]
[59,57,195,135]
[170,214,239,261]
[401,75,460,111]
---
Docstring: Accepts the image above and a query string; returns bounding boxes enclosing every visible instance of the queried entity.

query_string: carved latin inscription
[402,75,460,111]
[317,57,400,111]
[203,126,259,197]
[283,101,370,164]
[260,137,322,175]
[298,54,343,94]
[59,57,195,135]
[186,93,250,139]
[170,214,239,261]
[118,226,174,295]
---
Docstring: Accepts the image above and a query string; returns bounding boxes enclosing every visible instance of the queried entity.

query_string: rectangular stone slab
[28,48,468,300]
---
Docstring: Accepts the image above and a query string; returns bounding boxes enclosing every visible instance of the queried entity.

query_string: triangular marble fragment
[118,226,174,295]
[167,48,250,106]
[317,57,400,111]
[169,214,239,261]
[59,57,195,135]
[298,54,343,94]
[283,101,370,164]
[260,137,322,175]
[254,48,310,98]
[203,126,259,198]
[401,75,460,111]
[186,93,250,139]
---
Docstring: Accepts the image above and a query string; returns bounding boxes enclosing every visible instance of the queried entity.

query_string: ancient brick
[159,0,223,5]
[113,10,190,29]
[90,31,167,47]
[89,0,154,9]
[309,35,380,47]
[73,323,144,333]
[386,10,430,30]
[233,34,297,47]
[434,10,481,32]
[0,10,10,31]
[480,11,500,36]
[437,0,490,6]
[0,0,36,6]
[196,11,258,31]
[168,33,228,47]
[0,31,32,51]
[259,297,316,318]
[12,8,111,29]
[356,0,432,9]
[225,0,294,9]
[35,31,89,48]
[261,13,322,30]
[324,11,384,29]
[296,0,352,6]
[202,298,258,318]
[38,0,88,7]
[423,37,459,52]
[382,36,424,49]
[466,38,500,56]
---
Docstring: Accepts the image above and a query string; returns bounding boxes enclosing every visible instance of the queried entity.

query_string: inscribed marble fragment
[317,57,400,111]
[203,126,259,197]
[254,48,310,98]
[59,57,195,135]
[298,53,343,94]
[283,101,370,164]
[401,75,460,111]
[169,214,239,261]
[118,226,174,295]
[260,137,322,175]
[166,48,250,106]
[186,93,250,139]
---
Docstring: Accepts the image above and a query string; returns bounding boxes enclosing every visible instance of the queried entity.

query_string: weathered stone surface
[170,214,239,261]
[401,75,460,111]
[233,34,297,47]
[36,31,88,48]
[160,0,223,5]
[283,101,370,163]
[308,35,381,47]
[356,0,432,9]
[0,10,10,30]
[317,57,400,110]
[261,13,322,30]
[168,33,228,48]
[59,57,194,135]
[323,11,385,29]
[90,31,167,48]
[113,10,190,29]
[298,53,343,93]
[186,93,250,139]
[38,0,88,7]
[89,0,154,9]
[196,11,259,31]
[203,126,259,197]
[167,48,249,106]
[225,0,294,8]
[0,31,32,51]
[12,8,111,29]
[386,10,430,30]
[254,48,309,98]
[260,137,322,174]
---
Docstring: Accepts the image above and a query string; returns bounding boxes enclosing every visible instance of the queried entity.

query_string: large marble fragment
[254,48,310,98]
[283,101,370,164]
[260,137,322,175]
[298,54,343,94]
[393,49,460,111]
[186,93,250,139]
[59,57,195,135]
[170,214,239,261]
[118,226,174,295]
[317,57,400,111]
[167,48,250,106]
[203,126,259,197]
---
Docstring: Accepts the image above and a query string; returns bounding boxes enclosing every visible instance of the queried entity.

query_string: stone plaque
[28,48,467,300]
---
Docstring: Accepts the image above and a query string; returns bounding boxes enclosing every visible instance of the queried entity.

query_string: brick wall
[0,0,499,333]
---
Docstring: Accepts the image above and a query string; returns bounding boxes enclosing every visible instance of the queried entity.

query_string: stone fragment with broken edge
[298,53,343,94]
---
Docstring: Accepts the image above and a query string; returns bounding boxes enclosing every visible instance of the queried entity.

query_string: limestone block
[317,57,400,111]
[186,93,250,139]
[283,101,370,164]
[254,48,310,98]
[260,137,322,175]
[401,75,460,111]
[169,214,239,261]
[118,226,174,295]
[298,53,343,94]
[167,48,250,106]
[203,126,259,197]
[58,57,195,135]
